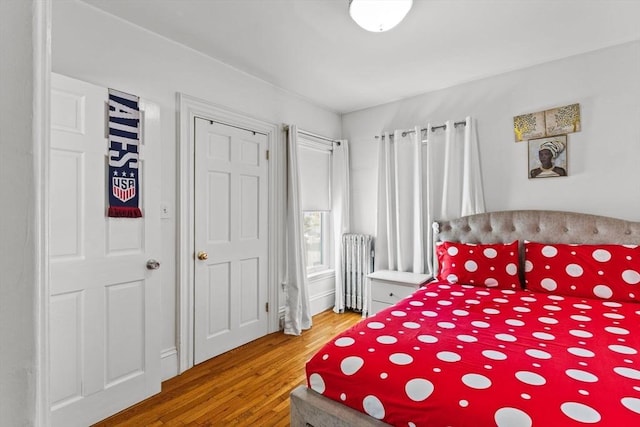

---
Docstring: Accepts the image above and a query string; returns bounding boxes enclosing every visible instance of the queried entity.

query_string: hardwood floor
[93,309,362,426]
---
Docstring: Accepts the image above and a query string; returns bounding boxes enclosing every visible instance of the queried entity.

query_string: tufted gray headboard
[434,210,640,245]
[434,210,640,281]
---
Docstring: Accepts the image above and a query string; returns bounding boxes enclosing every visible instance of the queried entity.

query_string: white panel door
[194,118,269,364]
[49,73,161,426]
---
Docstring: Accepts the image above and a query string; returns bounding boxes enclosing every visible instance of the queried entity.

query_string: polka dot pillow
[524,241,640,302]
[436,240,520,289]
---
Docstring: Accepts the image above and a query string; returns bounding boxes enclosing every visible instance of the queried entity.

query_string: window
[304,211,331,274]
[297,135,333,276]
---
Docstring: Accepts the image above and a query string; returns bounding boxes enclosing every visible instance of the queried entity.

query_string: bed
[290,210,640,426]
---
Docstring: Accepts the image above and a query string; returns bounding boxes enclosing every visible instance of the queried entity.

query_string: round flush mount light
[349,0,413,32]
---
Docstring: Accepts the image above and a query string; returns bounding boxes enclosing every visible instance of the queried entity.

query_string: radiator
[342,233,374,313]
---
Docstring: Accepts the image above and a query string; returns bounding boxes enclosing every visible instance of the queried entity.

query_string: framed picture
[514,111,545,142]
[545,103,581,136]
[528,135,568,179]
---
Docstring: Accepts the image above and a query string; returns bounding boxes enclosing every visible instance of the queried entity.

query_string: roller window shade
[298,142,332,211]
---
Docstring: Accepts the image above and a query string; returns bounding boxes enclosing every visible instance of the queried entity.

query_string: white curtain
[375,126,425,273]
[424,123,436,276]
[332,140,351,313]
[426,116,485,272]
[461,117,485,216]
[376,117,485,275]
[284,125,311,335]
[437,116,485,219]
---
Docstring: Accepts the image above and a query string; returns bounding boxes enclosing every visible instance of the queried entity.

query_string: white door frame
[177,93,281,373]
[36,1,52,425]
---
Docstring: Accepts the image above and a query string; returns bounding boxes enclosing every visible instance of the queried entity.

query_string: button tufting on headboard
[435,210,640,247]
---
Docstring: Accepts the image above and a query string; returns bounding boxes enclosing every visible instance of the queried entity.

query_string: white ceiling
[81,0,640,114]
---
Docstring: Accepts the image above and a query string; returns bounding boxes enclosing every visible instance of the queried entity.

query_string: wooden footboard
[290,385,390,427]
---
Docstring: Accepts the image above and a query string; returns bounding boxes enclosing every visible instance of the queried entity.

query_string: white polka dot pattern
[525,242,640,303]
[436,241,521,290]
[305,282,640,426]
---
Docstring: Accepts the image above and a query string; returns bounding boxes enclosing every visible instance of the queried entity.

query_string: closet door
[193,118,269,364]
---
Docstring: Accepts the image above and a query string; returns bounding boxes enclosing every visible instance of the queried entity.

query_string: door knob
[146,259,160,270]
[197,251,208,261]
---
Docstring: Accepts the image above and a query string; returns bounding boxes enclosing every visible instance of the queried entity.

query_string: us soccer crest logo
[112,175,137,203]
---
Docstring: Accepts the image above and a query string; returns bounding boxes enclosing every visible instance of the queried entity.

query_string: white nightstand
[367,270,432,316]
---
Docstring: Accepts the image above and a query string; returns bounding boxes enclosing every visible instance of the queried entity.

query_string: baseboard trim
[161,347,179,381]
[277,289,336,330]
[310,289,335,316]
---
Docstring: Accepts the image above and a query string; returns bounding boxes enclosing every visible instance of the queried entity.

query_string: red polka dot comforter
[305,282,640,426]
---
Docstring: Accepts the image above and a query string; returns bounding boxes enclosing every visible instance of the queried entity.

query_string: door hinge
[265,302,269,312]
[266,150,270,160]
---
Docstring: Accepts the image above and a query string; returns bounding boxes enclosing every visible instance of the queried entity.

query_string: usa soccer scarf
[108,89,142,218]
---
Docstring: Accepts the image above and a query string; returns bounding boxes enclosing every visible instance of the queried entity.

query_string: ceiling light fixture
[349,0,413,32]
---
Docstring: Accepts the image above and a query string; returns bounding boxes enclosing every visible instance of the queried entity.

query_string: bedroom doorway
[192,118,270,364]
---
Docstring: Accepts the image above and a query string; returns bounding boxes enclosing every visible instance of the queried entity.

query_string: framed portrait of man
[528,135,568,179]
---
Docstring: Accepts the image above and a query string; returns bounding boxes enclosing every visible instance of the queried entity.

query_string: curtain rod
[283,125,341,146]
[375,120,467,139]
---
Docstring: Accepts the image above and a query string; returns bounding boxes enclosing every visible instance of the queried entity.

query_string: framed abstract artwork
[514,103,581,142]
[545,103,581,136]
[514,111,545,142]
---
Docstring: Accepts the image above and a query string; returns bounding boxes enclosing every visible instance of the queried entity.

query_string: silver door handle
[146,259,160,270]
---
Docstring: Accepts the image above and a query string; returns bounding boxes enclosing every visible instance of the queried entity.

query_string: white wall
[344,41,640,237]
[52,1,341,378]
[0,0,47,425]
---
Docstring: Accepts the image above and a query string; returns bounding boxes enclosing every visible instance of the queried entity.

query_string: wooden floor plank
[93,309,362,426]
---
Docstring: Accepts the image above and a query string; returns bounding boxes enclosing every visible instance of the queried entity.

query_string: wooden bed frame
[290,210,640,427]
